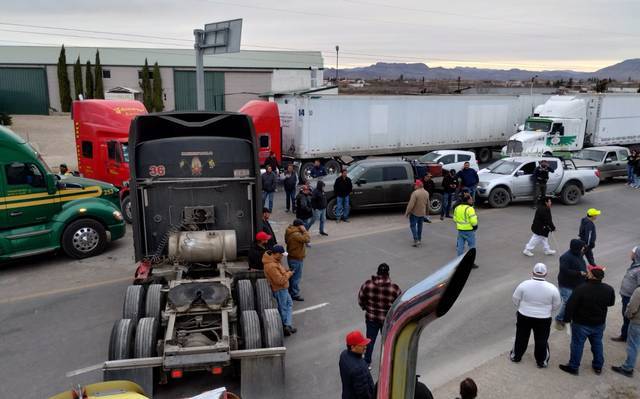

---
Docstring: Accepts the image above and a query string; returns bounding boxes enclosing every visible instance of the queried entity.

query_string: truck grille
[506,140,522,155]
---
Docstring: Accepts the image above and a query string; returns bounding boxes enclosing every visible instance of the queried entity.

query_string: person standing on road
[285,219,310,302]
[261,207,277,249]
[261,165,277,213]
[264,151,280,173]
[311,180,329,236]
[578,208,600,265]
[453,193,478,268]
[559,265,615,376]
[626,150,637,187]
[248,231,271,271]
[295,184,314,230]
[283,164,298,213]
[441,169,458,221]
[263,245,297,336]
[339,330,375,399]
[422,173,435,223]
[612,285,640,377]
[633,152,640,189]
[523,196,556,257]
[510,263,562,368]
[555,239,587,330]
[310,159,327,178]
[358,263,402,366]
[405,180,429,247]
[334,168,353,223]
[532,160,553,207]
[611,246,640,343]
[456,162,479,200]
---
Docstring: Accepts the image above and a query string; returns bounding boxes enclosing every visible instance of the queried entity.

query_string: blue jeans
[287,259,304,298]
[409,214,424,241]
[635,174,640,188]
[262,191,274,212]
[303,217,314,231]
[621,295,631,340]
[336,195,350,220]
[627,165,635,184]
[456,230,476,256]
[622,323,640,371]
[313,208,326,233]
[569,323,605,370]
[273,288,293,327]
[364,319,383,365]
[555,286,573,322]
[441,192,454,217]
[285,189,296,211]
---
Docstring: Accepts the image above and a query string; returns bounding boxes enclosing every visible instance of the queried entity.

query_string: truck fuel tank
[168,230,237,262]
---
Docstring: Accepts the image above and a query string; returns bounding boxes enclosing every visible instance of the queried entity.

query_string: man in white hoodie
[510,263,562,368]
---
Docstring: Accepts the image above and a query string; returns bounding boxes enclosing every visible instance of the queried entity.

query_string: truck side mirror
[605,158,612,163]
[516,170,525,176]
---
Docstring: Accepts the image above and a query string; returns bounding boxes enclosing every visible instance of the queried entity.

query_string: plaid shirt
[358,275,402,324]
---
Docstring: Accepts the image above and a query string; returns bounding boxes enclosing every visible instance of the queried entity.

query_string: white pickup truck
[476,156,600,208]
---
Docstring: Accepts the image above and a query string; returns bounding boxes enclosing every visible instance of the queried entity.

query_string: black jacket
[423,179,435,194]
[578,217,596,248]
[248,243,267,270]
[564,280,615,325]
[442,174,458,193]
[533,166,553,184]
[339,349,374,399]
[558,239,587,289]
[264,156,279,171]
[261,219,277,248]
[283,172,298,192]
[261,171,277,193]
[295,192,313,219]
[311,182,327,210]
[531,205,555,237]
[334,176,353,197]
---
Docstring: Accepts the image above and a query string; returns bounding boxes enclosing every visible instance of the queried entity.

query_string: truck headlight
[113,210,124,221]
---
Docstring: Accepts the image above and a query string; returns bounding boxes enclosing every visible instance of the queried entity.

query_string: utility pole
[194,29,206,111]
[335,45,339,83]
[530,74,538,113]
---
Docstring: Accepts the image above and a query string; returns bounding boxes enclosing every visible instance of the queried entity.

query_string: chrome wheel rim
[72,227,100,253]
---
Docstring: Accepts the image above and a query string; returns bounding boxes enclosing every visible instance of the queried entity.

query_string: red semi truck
[72,99,147,222]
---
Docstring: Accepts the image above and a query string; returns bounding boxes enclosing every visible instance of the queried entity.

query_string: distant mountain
[326,59,640,81]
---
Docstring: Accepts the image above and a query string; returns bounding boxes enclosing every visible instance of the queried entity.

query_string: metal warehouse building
[0,46,324,114]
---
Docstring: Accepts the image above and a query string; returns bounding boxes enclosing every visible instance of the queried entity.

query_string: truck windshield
[347,164,365,180]
[121,143,129,163]
[418,152,441,162]
[486,160,522,175]
[35,151,53,173]
[573,149,604,162]
[524,120,551,132]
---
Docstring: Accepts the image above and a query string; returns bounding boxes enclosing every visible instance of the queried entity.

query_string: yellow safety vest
[454,204,478,231]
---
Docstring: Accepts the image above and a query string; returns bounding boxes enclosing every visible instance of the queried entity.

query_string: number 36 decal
[148,165,166,177]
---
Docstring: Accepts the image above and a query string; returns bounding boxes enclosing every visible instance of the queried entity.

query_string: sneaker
[342,219,350,223]
[559,364,579,376]
[592,367,602,375]
[336,219,341,224]
[611,336,626,342]
[416,240,422,247]
[611,366,634,377]
[523,249,534,257]
[289,326,298,334]
[537,363,548,369]
[544,249,556,255]
[320,232,329,236]
[555,320,565,331]
[305,243,311,248]
[292,296,305,302]
[509,351,520,363]
[412,240,419,247]
[285,209,290,213]
[424,218,432,224]
[284,326,292,337]
[440,215,444,221]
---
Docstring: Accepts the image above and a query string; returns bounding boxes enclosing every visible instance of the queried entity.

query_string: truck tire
[560,183,582,205]
[300,161,315,181]
[476,147,492,164]
[261,308,284,348]
[255,279,277,314]
[241,310,262,349]
[488,187,510,208]
[237,280,255,312]
[108,319,136,360]
[134,317,158,358]
[61,218,108,259]
[123,285,146,323]
[121,195,133,224]
[429,192,443,215]
[324,159,341,176]
[145,284,164,321]
[326,198,337,220]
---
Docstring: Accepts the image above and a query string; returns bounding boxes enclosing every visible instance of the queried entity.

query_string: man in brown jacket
[405,180,430,247]
[285,219,311,301]
[263,245,297,336]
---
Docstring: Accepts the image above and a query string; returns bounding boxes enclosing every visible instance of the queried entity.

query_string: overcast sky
[1,0,638,71]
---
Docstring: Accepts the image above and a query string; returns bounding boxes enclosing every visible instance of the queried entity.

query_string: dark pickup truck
[320,158,445,219]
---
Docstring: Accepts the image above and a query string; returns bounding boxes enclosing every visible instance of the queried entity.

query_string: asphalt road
[1,181,638,398]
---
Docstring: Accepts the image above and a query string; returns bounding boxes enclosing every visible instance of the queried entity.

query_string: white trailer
[504,94,640,156]
[275,94,548,173]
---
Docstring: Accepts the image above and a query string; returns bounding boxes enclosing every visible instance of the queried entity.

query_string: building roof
[0,46,323,70]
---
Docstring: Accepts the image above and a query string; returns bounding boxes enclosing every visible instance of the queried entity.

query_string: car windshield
[418,152,441,162]
[347,164,365,180]
[524,120,552,132]
[487,160,522,175]
[573,149,604,162]
[121,142,129,163]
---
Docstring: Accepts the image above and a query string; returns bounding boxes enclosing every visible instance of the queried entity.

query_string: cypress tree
[57,45,72,112]
[85,60,94,99]
[139,58,153,111]
[152,62,164,112]
[94,50,105,99]
[73,56,83,100]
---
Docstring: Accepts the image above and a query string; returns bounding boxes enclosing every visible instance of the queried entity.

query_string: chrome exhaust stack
[377,249,475,399]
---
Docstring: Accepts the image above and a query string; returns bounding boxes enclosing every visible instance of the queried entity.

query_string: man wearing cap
[339,330,375,399]
[358,263,402,366]
[523,196,556,257]
[559,265,615,376]
[248,231,271,271]
[453,192,479,268]
[261,208,277,249]
[263,245,297,336]
[579,208,600,265]
[285,219,311,301]
[510,263,561,368]
[612,285,640,377]
[405,180,429,247]
[611,246,640,343]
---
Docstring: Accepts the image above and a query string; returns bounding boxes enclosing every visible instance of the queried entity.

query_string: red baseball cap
[587,264,606,272]
[414,179,423,187]
[256,231,272,241]
[346,330,371,347]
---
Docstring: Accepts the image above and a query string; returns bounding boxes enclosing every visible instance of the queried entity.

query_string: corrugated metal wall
[173,70,224,111]
[0,67,49,114]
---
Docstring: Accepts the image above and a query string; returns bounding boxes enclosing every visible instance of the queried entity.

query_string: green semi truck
[0,125,126,261]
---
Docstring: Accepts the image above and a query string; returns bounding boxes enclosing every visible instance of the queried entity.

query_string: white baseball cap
[533,263,547,276]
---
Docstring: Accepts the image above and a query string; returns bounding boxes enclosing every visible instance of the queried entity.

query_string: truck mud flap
[104,367,154,398]
[240,355,285,399]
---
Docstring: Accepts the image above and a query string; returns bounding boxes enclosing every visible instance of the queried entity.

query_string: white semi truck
[503,94,640,156]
